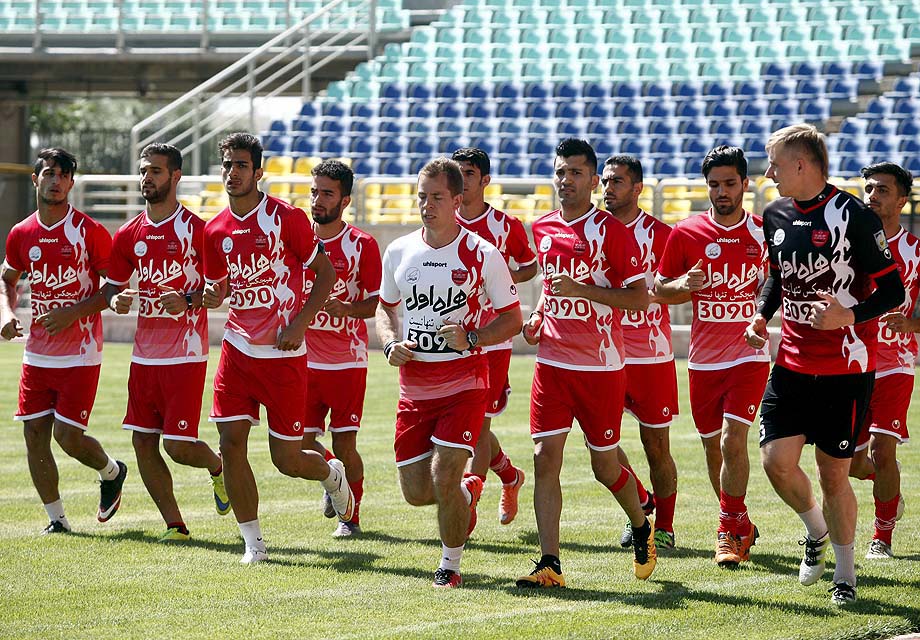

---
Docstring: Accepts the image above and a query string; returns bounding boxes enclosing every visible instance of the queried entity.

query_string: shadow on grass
[514,529,728,561]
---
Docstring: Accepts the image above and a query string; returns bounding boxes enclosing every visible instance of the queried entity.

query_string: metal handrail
[129,0,377,175]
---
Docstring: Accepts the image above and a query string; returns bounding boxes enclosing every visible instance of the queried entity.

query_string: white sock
[439,543,464,572]
[320,463,341,493]
[238,519,266,552]
[831,542,856,586]
[43,500,70,530]
[460,482,472,506]
[98,456,120,481]
[797,505,828,540]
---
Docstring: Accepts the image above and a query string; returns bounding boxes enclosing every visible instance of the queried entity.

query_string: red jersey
[876,227,920,377]
[658,210,769,370]
[107,204,208,365]
[457,204,537,352]
[304,223,382,369]
[622,211,673,364]
[532,207,645,371]
[3,206,111,368]
[380,228,520,401]
[203,194,319,359]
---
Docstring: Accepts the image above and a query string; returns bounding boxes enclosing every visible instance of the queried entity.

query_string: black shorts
[759,365,874,459]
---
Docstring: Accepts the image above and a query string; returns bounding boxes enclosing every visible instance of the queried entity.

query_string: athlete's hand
[522,312,542,345]
[549,273,581,297]
[157,284,188,315]
[880,311,914,333]
[276,324,305,351]
[810,292,855,330]
[110,288,137,314]
[36,306,77,335]
[0,317,22,340]
[323,297,352,318]
[202,282,223,309]
[684,259,705,292]
[745,314,768,349]
[386,340,417,366]
[437,322,470,351]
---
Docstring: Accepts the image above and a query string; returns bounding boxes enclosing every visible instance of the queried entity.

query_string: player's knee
[52,424,83,453]
[869,444,897,472]
[268,448,299,478]
[163,439,193,464]
[219,431,246,460]
[131,431,159,453]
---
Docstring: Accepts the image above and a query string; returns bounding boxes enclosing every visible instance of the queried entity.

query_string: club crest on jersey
[333,258,347,272]
[705,242,721,259]
[745,244,760,258]
[134,241,148,257]
[811,230,829,247]
[406,267,419,284]
[254,234,268,249]
[874,229,893,259]
[773,229,786,246]
[166,240,179,255]
[573,240,587,255]
[28,246,41,261]
[451,268,468,285]
[222,237,234,254]
[540,236,552,252]
[60,245,73,258]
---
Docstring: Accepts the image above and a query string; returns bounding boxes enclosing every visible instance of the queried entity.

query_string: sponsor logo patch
[134,241,148,257]
[773,229,786,246]
[166,240,179,255]
[254,235,268,249]
[705,242,721,259]
[540,236,552,252]
[406,267,419,284]
[28,246,41,261]
[573,240,587,255]
[222,237,233,254]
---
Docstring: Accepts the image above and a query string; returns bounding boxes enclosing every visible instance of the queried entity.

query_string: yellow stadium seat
[662,199,692,214]
[203,182,224,193]
[266,182,291,197]
[383,182,413,196]
[505,197,537,222]
[293,156,323,175]
[264,156,293,176]
[534,184,554,197]
[364,183,383,198]
[484,183,503,198]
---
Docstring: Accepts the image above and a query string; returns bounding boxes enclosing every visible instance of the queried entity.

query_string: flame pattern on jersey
[304,223,381,369]
[107,206,208,365]
[533,208,645,371]
[3,207,110,368]
[623,212,673,363]
[877,228,920,376]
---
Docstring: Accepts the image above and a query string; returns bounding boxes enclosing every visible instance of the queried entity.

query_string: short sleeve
[106,225,135,285]
[203,222,228,283]
[88,221,112,276]
[483,246,520,313]
[284,207,320,266]
[379,245,400,307]
[607,221,644,286]
[657,225,687,280]
[847,199,898,280]
[358,235,382,297]
[3,224,24,272]
[507,217,537,266]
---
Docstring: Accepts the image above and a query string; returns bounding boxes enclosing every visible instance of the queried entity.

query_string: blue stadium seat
[498,120,524,135]
[622,139,649,156]
[350,136,376,155]
[437,103,463,119]
[497,103,523,119]
[866,120,895,136]
[523,82,551,99]
[839,119,868,136]
[584,101,611,119]
[868,138,895,154]
[300,103,319,118]
[379,158,409,175]
[527,103,552,119]
[322,103,346,118]
[351,158,379,176]
[351,104,374,119]
[682,138,709,155]
[465,82,490,100]
[528,139,555,156]
[290,135,316,156]
[897,120,920,136]
[654,158,682,176]
[680,120,706,136]
[436,83,461,100]
[684,157,703,176]
[408,138,436,156]
[594,139,614,158]
[554,81,580,99]
[583,81,609,99]
[556,103,580,120]
[269,120,286,133]
[648,120,676,136]
[586,121,613,136]
[499,158,526,176]
[499,138,524,156]
[379,82,403,100]
[319,137,346,155]
[407,84,433,100]
[530,157,554,176]
[494,82,522,100]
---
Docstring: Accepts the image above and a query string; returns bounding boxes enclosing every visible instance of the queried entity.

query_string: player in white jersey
[1,148,127,533]
[201,133,351,564]
[451,147,536,528]
[848,162,918,559]
[602,155,680,551]
[104,144,229,541]
[302,160,381,538]
[376,158,522,588]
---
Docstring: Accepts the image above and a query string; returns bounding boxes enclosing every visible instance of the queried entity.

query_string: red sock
[624,465,649,505]
[863,472,876,481]
[607,465,630,494]
[210,464,222,477]
[489,449,519,485]
[323,448,335,462]
[655,492,677,533]
[166,521,188,535]
[719,491,751,536]
[349,478,364,525]
[464,472,487,483]
[874,495,899,545]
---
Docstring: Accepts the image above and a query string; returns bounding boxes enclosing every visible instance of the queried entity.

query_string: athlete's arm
[102,281,138,314]
[552,272,648,311]
[0,266,23,340]
[522,291,545,345]
[510,261,539,284]
[376,303,415,366]
[323,294,379,319]
[812,269,905,330]
[746,267,781,347]
[438,305,523,351]
[880,309,920,333]
[202,278,228,308]
[36,271,109,336]
[653,258,704,305]
[277,251,335,350]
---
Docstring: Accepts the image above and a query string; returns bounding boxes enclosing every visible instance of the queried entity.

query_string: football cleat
[240,547,269,564]
[516,560,566,588]
[463,475,483,539]
[829,581,856,606]
[632,520,657,580]
[738,524,759,562]
[41,520,71,535]
[865,538,894,559]
[499,467,525,525]
[322,491,336,519]
[620,493,655,548]
[654,528,675,550]
[432,568,462,588]
[159,526,190,542]
[715,531,742,567]
[326,459,355,522]
[896,494,905,521]
[97,461,128,522]
[211,470,232,516]
[332,520,362,538]
[799,533,829,586]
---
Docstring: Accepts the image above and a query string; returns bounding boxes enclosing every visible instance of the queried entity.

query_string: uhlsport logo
[350,413,359,423]
[293,421,302,432]
[178,420,188,431]
[604,429,614,440]
[748,404,756,415]
[839,440,849,450]
[462,431,472,442]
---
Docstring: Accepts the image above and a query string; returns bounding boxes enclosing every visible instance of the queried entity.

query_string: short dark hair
[701,145,748,180]
[311,159,354,196]
[140,143,182,172]
[34,148,77,177]
[419,157,464,197]
[604,154,643,183]
[861,162,914,198]
[218,132,263,169]
[451,147,491,176]
[555,138,597,173]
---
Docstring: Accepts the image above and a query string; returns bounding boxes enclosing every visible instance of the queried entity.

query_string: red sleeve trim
[869,263,898,280]
[380,298,400,308]
[492,301,521,314]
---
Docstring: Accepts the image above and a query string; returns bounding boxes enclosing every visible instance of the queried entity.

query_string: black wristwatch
[465,330,479,350]
[185,293,194,309]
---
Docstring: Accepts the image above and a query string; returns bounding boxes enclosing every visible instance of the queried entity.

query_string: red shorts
[210,341,308,441]
[530,362,626,451]
[624,360,680,428]
[305,366,367,434]
[394,387,488,466]
[688,361,770,437]
[485,349,512,418]
[123,361,207,441]
[856,372,912,449]
[15,364,101,429]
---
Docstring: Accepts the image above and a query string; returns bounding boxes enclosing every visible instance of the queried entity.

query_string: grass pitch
[0,343,918,639]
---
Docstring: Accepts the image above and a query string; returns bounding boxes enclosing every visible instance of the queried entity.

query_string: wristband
[383,340,397,359]
[185,293,194,309]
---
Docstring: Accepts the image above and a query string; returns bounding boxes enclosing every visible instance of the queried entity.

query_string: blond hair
[765,124,829,179]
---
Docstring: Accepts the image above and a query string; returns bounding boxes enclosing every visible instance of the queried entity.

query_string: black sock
[539,554,562,574]
[632,518,651,535]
